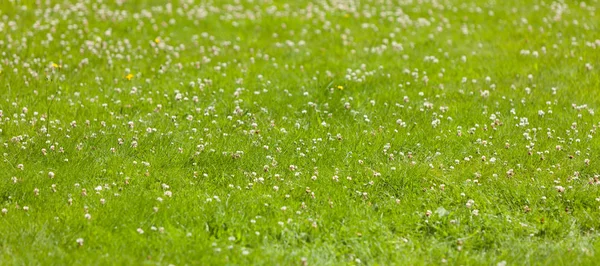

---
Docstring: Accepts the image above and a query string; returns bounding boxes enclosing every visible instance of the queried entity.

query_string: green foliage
[1,0,600,264]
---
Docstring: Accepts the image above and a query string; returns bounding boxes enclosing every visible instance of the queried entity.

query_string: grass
[1,0,600,264]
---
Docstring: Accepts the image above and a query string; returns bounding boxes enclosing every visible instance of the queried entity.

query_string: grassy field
[1,0,600,264]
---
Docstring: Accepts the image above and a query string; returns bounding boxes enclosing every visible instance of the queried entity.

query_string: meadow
[1,0,600,264]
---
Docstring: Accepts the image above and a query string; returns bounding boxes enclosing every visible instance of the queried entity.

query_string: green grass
[1,0,600,264]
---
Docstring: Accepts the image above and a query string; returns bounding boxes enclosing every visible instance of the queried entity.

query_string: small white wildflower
[466,199,475,208]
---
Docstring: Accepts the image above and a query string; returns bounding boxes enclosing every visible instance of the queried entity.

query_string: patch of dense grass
[1,0,600,264]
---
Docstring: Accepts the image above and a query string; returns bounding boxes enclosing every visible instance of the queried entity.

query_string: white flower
[466,199,475,208]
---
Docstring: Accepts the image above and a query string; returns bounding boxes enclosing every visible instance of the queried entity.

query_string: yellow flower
[51,63,59,68]
[126,73,134,80]
[337,85,344,90]
[154,38,160,44]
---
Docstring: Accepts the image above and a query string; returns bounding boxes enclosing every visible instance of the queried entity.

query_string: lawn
[1,0,600,264]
